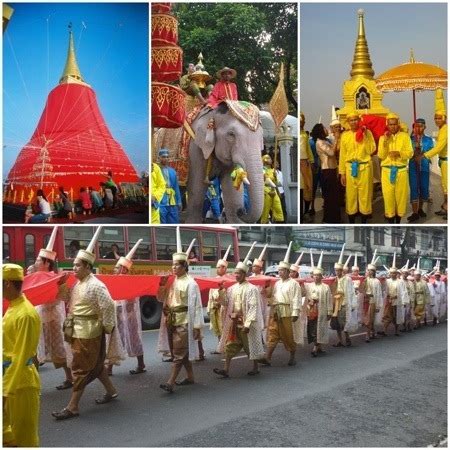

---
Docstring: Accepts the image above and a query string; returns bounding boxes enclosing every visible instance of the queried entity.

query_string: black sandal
[129,367,146,375]
[175,378,194,386]
[95,393,118,404]
[52,408,79,420]
[213,368,229,378]
[55,380,73,390]
[159,383,174,393]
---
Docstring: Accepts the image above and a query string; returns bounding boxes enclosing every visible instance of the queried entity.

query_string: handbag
[62,315,74,343]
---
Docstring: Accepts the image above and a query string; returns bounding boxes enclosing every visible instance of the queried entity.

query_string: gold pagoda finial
[410,48,416,63]
[59,23,85,85]
[196,52,204,70]
[350,9,375,79]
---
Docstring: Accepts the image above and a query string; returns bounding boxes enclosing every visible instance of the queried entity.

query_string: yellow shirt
[3,294,41,396]
[378,131,413,167]
[425,123,448,159]
[300,130,314,162]
[338,129,375,175]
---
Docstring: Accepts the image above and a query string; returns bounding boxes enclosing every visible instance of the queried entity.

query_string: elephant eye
[227,130,235,137]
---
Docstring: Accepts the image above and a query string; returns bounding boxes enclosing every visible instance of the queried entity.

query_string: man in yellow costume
[339,111,376,223]
[3,264,41,447]
[378,113,414,223]
[151,162,166,223]
[261,154,284,223]
[424,89,448,220]
[300,112,314,221]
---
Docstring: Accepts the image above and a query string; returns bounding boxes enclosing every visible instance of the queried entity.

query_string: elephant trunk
[238,154,264,223]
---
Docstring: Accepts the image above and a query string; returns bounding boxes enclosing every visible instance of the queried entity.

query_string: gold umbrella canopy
[375,50,447,120]
[376,52,447,92]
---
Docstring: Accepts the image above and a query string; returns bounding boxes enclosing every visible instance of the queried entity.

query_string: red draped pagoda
[4,28,138,205]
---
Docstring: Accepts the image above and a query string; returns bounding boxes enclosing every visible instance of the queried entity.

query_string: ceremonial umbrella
[375,50,447,122]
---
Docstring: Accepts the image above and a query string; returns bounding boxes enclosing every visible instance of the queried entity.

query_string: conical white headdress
[173,227,188,262]
[253,244,268,268]
[313,251,324,275]
[236,242,257,272]
[217,245,232,268]
[330,105,340,126]
[117,239,143,270]
[39,226,59,261]
[389,252,398,272]
[352,253,359,271]
[185,239,196,259]
[76,226,103,265]
[343,254,352,270]
[367,249,378,271]
[279,241,293,270]
[310,250,314,272]
[401,259,410,273]
[334,243,345,269]
[290,252,304,272]
[414,257,422,275]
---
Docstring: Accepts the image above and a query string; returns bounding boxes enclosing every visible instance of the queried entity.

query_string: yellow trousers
[3,388,40,447]
[381,167,408,218]
[441,160,447,195]
[345,162,373,215]
[261,192,284,223]
[151,207,160,224]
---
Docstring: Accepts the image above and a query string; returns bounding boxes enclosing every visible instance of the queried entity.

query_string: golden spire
[59,23,85,84]
[350,9,374,79]
[409,48,416,63]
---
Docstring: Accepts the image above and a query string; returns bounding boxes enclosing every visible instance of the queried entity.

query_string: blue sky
[3,2,149,178]
[301,3,447,132]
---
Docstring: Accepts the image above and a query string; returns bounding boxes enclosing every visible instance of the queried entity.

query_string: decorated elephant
[186,101,264,223]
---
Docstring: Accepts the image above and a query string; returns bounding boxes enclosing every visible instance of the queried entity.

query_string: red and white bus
[3,225,240,329]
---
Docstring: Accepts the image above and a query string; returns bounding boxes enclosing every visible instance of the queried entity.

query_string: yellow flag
[269,62,289,129]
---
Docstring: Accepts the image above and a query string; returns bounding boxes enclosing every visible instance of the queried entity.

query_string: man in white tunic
[52,227,118,420]
[380,254,406,337]
[431,263,446,324]
[157,230,204,393]
[34,226,73,390]
[262,243,302,366]
[214,243,265,377]
[207,245,231,353]
[361,251,383,342]
[413,259,431,328]
[107,240,145,375]
[400,261,415,332]
[304,252,332,356]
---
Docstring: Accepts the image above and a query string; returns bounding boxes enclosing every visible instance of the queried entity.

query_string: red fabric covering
[207,81,238,109]
[5,83,138,203]
[359,114,388,147]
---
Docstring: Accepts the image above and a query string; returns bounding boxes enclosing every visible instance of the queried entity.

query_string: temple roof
[350,9,375,79]
[59,26,87,85]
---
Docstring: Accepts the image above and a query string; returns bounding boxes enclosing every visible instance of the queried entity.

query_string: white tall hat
[343,254,352,271]
[389,252,398,273]
[434,260,441,275]
[313,251,324,275]
[401,259,410,273]
[334,243,346,269]
[236,242,257,272]
[367,249,379,271]
[39,226,59,261]
[414,257,422,275]
[217,245,231,268]
[173,228,195,263]
[290,252,304,272]
[278,241,293,270]
[252,244,268,268]
[76,226,103,265]
[330,105,340,126]
[310,250,314,273]
[116,239,143,270]
[351,253,359,271]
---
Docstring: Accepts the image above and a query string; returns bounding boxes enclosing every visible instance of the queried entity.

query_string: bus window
[25,234,35,269]
[3,232,10,262]
[201,231,217,262]
[182,229,199,260]
[99,227,125,260]
[128,227,151,260]
[219,233,235,262]
[155,228,176,261]
[63,226,94,259]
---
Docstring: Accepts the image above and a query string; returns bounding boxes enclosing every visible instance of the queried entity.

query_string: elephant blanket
[225,100,260,132]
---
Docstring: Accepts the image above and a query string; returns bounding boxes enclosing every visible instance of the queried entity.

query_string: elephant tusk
[243,177,250,185]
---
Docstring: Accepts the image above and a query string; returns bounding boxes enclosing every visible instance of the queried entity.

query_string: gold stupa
[338,9,389,121]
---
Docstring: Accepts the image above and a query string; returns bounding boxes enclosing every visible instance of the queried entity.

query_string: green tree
[174,3,297,115]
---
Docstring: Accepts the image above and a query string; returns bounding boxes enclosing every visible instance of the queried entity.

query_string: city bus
[3,225,240,329]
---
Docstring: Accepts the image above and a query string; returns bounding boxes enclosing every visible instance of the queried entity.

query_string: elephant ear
[193,110,215,160]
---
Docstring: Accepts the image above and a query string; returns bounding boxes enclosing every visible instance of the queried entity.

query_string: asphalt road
[39,322,447,447]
